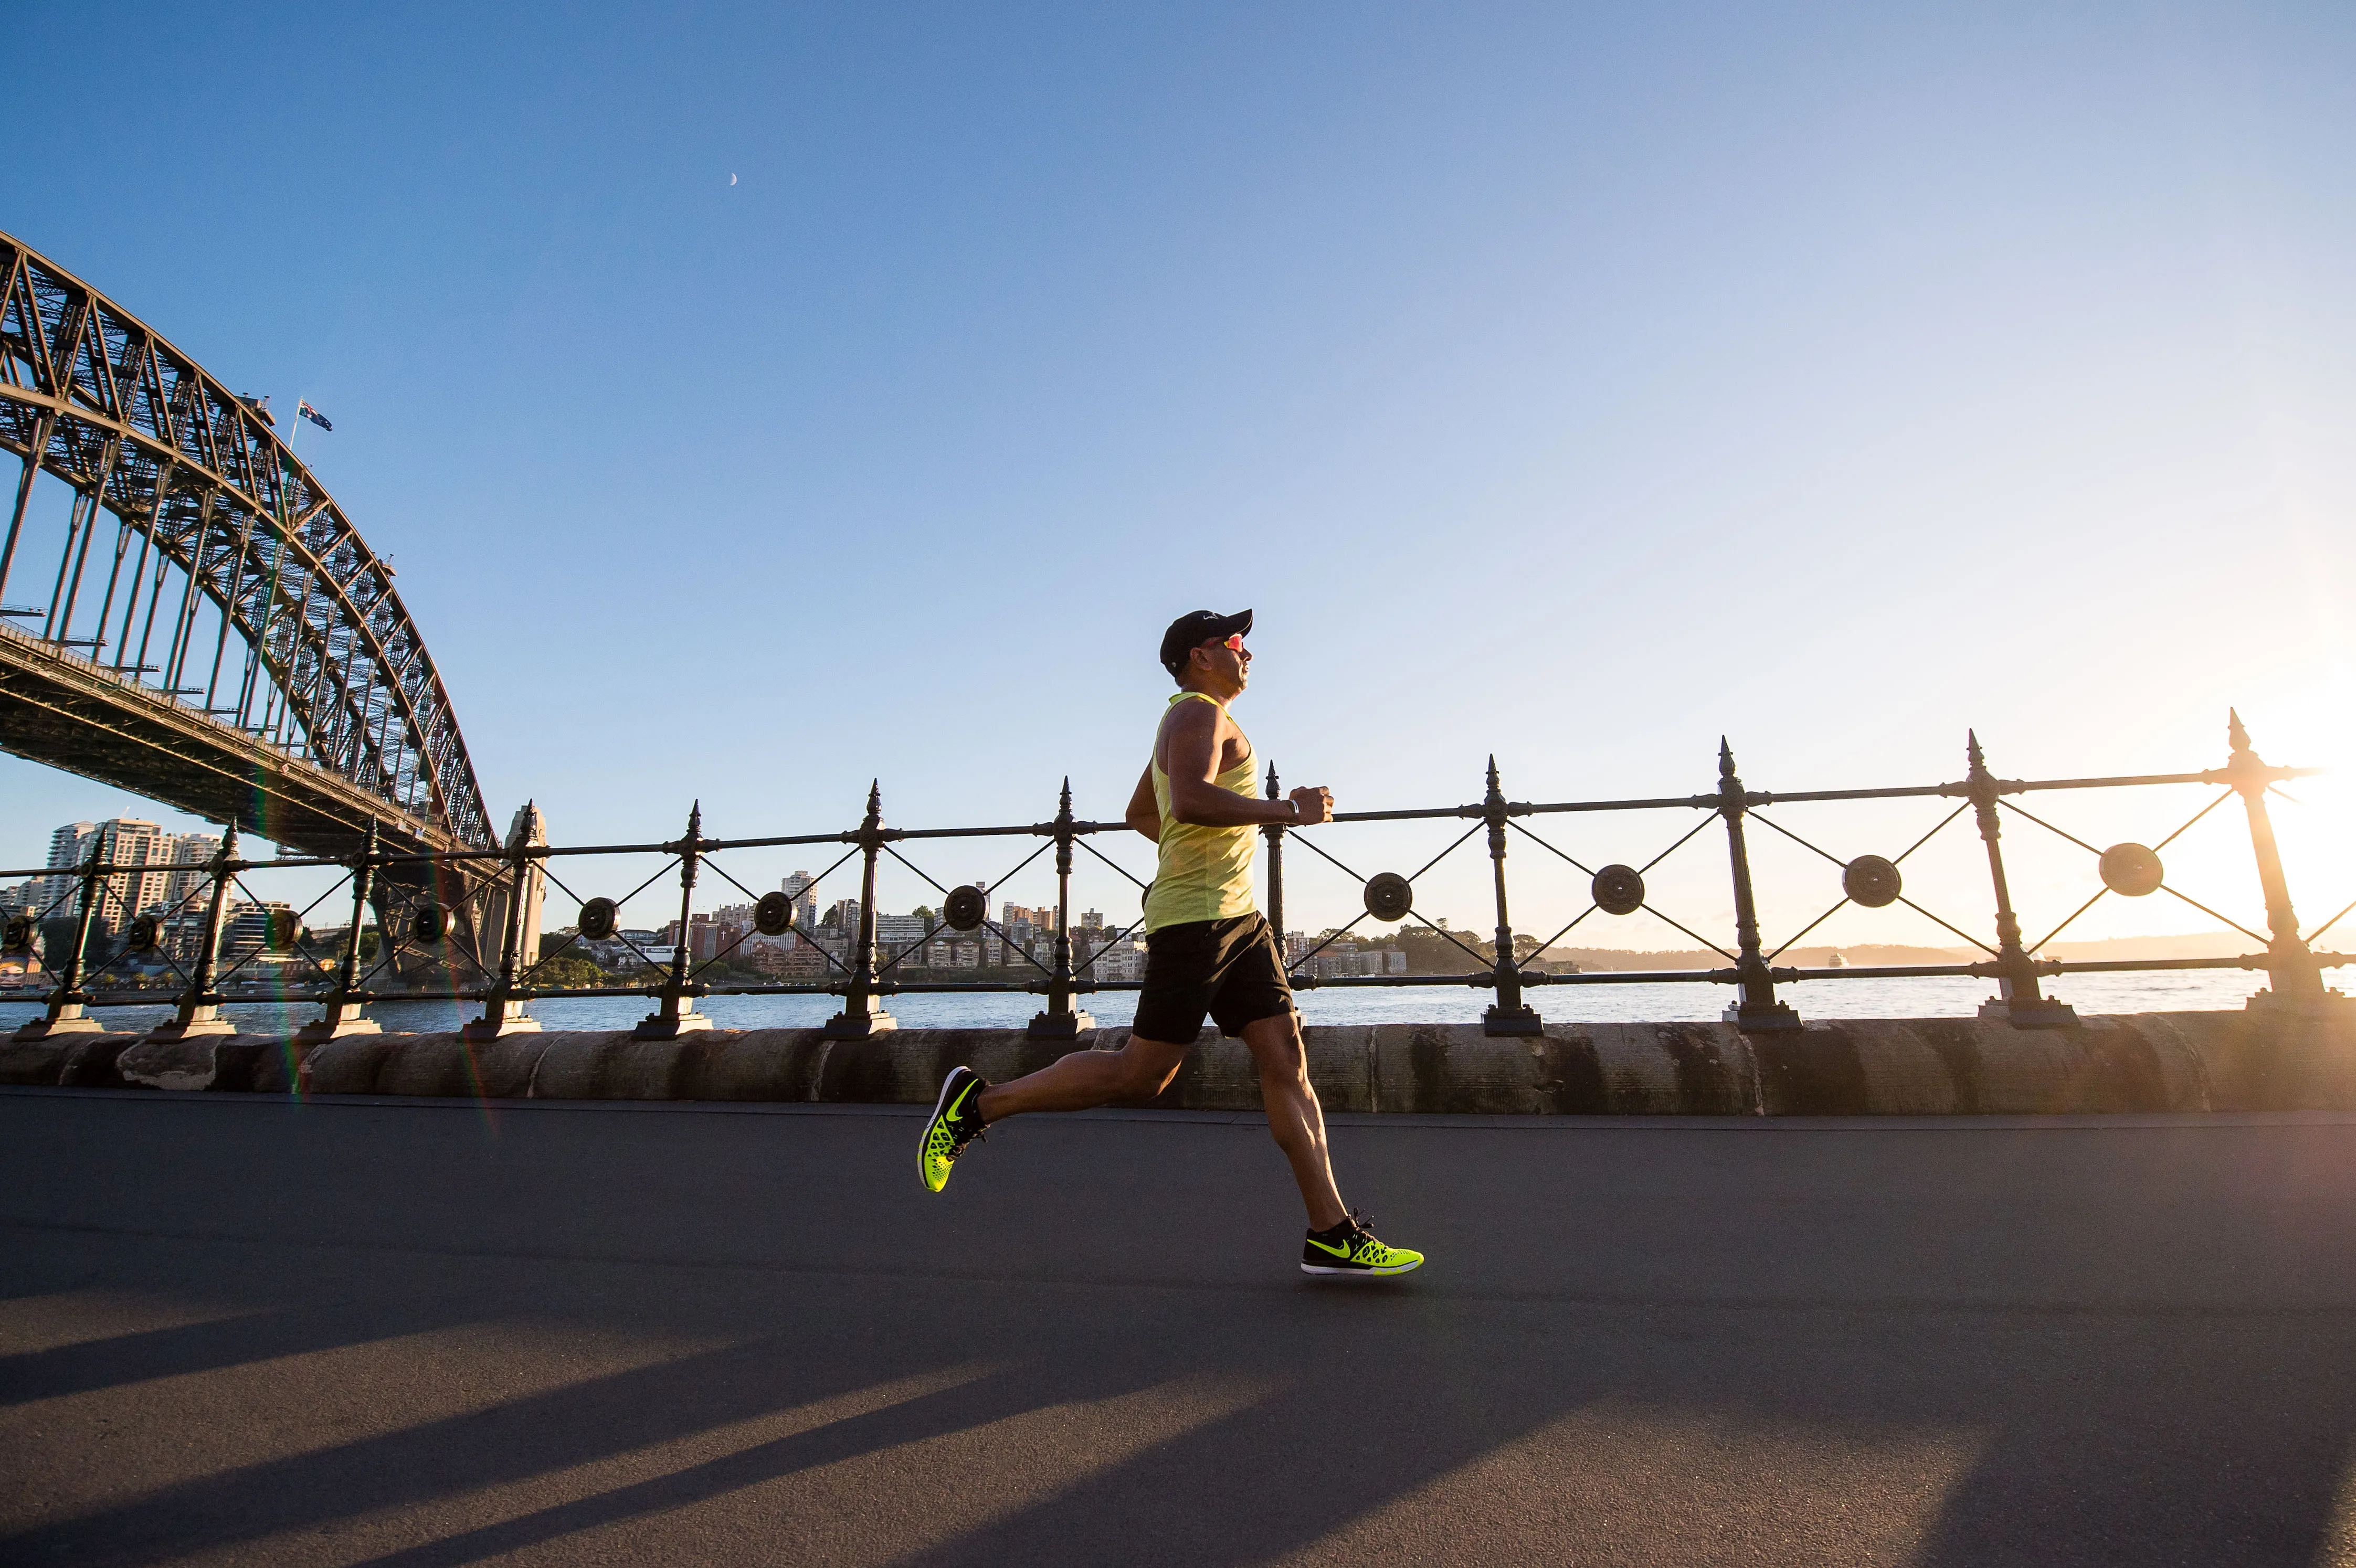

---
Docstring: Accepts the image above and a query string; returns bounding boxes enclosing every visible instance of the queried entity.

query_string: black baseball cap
[1158,608,1253,677]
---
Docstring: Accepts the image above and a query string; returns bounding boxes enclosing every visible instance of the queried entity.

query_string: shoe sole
[918,1069,973,1193]
[1301,1258,1423,1277]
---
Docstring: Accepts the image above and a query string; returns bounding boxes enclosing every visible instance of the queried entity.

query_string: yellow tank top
[1143,692,1260,931]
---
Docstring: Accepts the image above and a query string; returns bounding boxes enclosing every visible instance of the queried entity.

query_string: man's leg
[1239,1011,1347,1231]
[974,1034,1190,1120]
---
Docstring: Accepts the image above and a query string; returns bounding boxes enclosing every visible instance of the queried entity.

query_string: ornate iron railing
[5,712,2350,1044]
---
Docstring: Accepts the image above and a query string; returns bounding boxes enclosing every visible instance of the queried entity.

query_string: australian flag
[297,399,333,432]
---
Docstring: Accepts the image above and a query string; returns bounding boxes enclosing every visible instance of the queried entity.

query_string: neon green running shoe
[1301,1211,1423,1277]
[919,1066,990,1193]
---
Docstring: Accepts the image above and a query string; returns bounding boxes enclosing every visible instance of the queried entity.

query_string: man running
[918,608,1423,1278]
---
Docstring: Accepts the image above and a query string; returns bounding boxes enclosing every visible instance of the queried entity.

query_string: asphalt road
[6,1089,2356,1566]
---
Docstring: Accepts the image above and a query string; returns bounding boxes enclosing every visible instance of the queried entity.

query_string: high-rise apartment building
[36,819,230,935]
[37,822,96,918]
[780,872,818,931]
[162,834,221,917]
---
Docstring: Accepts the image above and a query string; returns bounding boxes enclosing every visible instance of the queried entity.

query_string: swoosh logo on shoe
[1307,1237,1354,1259]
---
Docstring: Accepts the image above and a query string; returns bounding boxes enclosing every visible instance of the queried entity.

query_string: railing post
[1965,731,2076,1029]
[1481,756,1543,1036]
[823,782,897,1039]
[1262,761,1290,981]
[145,826,240,1042]
[297,822,384,1044]
[1028,778,1095,1041]
[13,839,109,1040]
[2226,710,2344,1012]
[463,817,544,1042]
[1719,738,1801,1031]
[636,801,716,1039]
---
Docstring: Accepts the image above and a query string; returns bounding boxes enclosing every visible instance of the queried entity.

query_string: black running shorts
[1132,913,1294,1042]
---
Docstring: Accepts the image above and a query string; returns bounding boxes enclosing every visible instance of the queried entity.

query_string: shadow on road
[5,1095,2356,1565]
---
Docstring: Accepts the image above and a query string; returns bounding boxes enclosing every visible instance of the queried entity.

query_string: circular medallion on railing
[578,896,620,940]
[125,914,163,952]
[4,914,37,952]
[410,904,449,945]
[1592,864,1645,916]
[943,884,989,931]
[752,891,793,936]
[1842,854,1903,909]
[1364,872,1414,923]
[2098,842,2164,897]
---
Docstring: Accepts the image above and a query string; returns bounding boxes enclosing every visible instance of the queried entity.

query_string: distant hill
[2038,931,2258,962]
[1536,930,2257,972]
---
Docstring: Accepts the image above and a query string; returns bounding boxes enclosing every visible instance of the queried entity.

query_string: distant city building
[741,929,813,977]
[36,821,95,920]
[162,833,221,916]
[610,927,678,967]
[1292,938,1408,979]
[35,818,227,935]
[873,914,927,952]
[1080,937,1145,983]
[780,872,818,931]
[218,901,298,965]
[598,928,673,968]
[1000,903,1054,943]
[667,912,751,964]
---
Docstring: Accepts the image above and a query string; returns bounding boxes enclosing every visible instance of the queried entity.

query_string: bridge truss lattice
[0,230,493,850]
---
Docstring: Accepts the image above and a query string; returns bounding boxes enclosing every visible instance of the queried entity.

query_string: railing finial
[633,798,715,1039]
[824,777,897,1038]
[1029,773,1093,1041]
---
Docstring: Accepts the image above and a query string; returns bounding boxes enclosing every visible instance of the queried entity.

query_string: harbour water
[0,966,2282,1039]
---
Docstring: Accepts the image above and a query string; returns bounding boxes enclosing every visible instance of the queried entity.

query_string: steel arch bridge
[0,230,495,862]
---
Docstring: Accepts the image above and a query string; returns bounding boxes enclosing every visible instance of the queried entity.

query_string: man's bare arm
[1126,766,1159,842]
[1163,699,1334,828]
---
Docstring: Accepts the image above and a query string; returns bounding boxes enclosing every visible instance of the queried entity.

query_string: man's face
[1192,632,1250,689]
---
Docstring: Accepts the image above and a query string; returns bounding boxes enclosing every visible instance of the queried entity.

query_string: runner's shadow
[888,1297,2356,1566]
[1903,1312,2356,1566]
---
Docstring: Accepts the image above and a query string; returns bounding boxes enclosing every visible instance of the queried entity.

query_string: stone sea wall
[5,1010,2355,1114]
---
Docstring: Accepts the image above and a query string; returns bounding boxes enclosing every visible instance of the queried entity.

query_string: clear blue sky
[6,3,2353,946]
